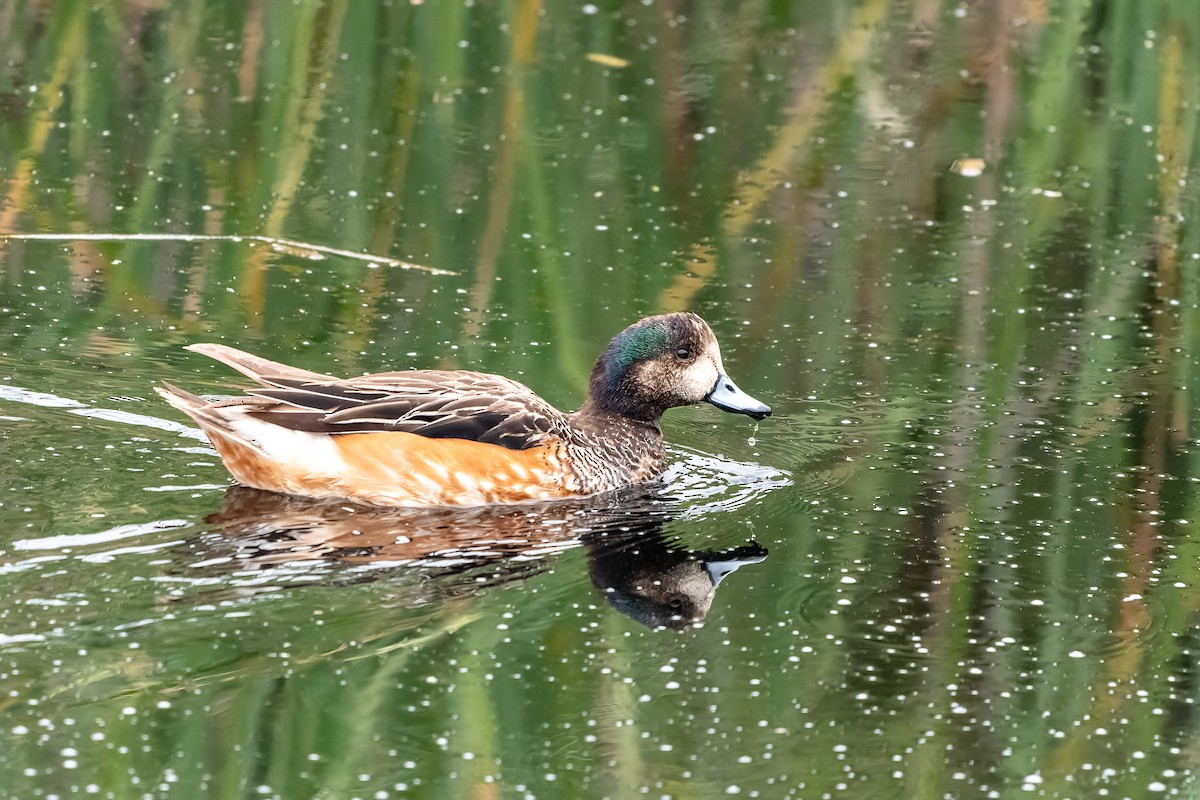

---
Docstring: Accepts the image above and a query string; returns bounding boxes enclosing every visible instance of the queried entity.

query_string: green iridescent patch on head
[612,321,669,368]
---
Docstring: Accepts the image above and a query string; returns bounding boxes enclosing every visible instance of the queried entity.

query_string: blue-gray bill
[705,552,769,586]
[705,374,772,420]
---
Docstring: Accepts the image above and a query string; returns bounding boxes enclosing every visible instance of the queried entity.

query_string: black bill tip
[706,374,772,420]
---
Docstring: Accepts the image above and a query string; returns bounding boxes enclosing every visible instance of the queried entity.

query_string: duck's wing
[183,344,571,450]
[246,370,570,450]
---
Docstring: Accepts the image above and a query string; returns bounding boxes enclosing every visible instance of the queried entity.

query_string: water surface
[2,1,1200,798]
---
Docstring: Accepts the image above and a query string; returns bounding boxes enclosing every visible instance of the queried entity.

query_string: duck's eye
[675,347,692,360]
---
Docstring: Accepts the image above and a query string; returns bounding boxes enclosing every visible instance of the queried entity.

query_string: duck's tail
[157,381,314,494]
[155,382,260,448]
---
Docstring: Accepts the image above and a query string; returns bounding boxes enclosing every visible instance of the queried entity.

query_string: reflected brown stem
[1152,28,1191,446]
[906,5,1022,793]
[657,0,888,313]
[855,220,887,392]
[658,243,716,313]
[67,242,102,294]
[461,0,541,345]
[370,63,421,257]
[657,0,693,201]
[238,0,264,102]
[723,0,889,238]
[746,187,809,340]
[241,245,271,324]
[236,0,348,325]
[1051,23,1194,777]
[0,5,85,266]
[1120,21,1191,664]
[979,0,1019,165]
[262,0,348,238]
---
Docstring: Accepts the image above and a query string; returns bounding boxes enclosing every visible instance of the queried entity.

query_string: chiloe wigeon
[157,312,770,507]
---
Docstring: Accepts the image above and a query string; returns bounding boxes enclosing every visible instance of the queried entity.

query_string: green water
[3,1,1200,798]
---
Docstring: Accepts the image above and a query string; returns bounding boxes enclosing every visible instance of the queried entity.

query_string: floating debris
[0,232,455,274]
[586,52,630,68]
[951,158,986,177]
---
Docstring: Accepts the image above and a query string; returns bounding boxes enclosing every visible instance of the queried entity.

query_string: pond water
[3,1,1200,798]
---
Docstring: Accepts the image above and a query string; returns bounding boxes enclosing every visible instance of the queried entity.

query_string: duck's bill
[705,552,769,586]
[706,374,772,420]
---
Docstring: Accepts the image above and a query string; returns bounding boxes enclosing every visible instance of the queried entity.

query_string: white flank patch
[226,411,346,474]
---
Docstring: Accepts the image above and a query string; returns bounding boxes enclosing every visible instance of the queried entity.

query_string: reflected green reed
[2,0,1200,798]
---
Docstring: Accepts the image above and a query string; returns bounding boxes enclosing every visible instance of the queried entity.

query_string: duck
[156,312,770,507]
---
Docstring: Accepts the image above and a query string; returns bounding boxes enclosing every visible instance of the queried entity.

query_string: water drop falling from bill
[748,422,759,448]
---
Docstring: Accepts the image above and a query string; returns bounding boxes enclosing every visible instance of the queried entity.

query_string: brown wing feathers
[247,381,559,448]
[184,345,566,451]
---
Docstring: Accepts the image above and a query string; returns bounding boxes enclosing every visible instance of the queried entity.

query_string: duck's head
[583,312,771,423]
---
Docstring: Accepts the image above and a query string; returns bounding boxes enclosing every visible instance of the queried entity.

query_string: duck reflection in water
[584,525,766,630]
[183,486,767,630]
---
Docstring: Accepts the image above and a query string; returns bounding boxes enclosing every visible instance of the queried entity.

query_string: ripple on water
[662,444,792,515]
[13,519,193,552]
[0,382,205,439]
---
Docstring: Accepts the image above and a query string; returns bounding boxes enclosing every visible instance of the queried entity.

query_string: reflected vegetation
[1,0,1200,798]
